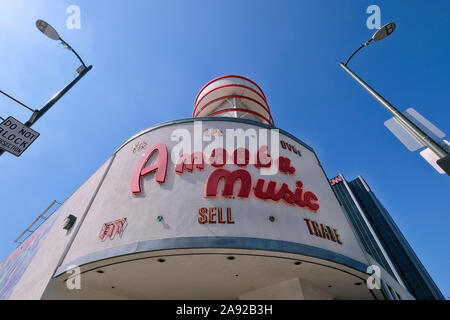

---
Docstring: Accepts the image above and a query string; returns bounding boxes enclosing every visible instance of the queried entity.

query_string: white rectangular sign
[384,108,446,152]
[0,116,40,156]
[420,140,450,174]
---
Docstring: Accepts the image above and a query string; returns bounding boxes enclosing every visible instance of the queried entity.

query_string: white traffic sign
[420,140,450,174]
[0,116,40,156]
[384,108,446,151]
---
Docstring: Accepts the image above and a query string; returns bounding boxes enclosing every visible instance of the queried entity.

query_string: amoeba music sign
[61,120,368,268]
[0,117,40,156]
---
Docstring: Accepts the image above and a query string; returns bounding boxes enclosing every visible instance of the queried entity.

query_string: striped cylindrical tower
[193,75,274,126]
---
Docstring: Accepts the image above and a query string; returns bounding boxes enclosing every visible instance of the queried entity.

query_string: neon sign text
[131,142,320,213]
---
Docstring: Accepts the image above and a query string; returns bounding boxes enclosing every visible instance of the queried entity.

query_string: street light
[339,22,450,176]
[27,20,92,127]
[343,22,396,66]
[0,20,92,157]
[35,19,60,40]
[36,19,87,70]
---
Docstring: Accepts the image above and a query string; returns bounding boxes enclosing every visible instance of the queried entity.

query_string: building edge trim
[113,117,314,155]
[54,236,368,277]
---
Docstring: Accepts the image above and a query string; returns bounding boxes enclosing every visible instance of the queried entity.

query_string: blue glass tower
[330,174,444,300]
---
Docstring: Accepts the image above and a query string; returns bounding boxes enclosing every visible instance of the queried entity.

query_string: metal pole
[339,62,448,160]
[0,90,35,112]
[59,38,87,68]
[0,65,92,157]
[14,200,57,244]
[25,65,92,127]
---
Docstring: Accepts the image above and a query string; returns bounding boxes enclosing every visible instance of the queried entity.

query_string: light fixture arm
[344,38,373,66]
[59,37,87,68]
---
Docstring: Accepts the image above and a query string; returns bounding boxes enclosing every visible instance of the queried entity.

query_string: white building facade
[0,75,413,300]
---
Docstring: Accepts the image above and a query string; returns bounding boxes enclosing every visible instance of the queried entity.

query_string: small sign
[0,116,40,156]
[384,108,446,152]
[419,140,450,174]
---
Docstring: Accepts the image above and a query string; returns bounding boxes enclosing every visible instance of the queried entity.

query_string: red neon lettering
[227,208,234,224]
[254,180,289,202]
[99,218,127,241]
[278,156,296,175]
[304,218,314,235]
[280,183,295,204]
[198,207,208,224]
[99,223,110,241]
[321,224,331,240]
[333,228,343,244]
[131,143,168,194]
[295,181,320,212]
[327,226,337,242]
[116,218,127,235]
[254,179,320,212]
[312,221,323,238]
[175,151,205,174]
[205,169,252,198]
[255,145,272,168]
[303,191,320,211]
[304,219,342,245]
[209,148,227,167]
[233,148,250,167]
[218,208,226,224]
[209,207,217,224]
[254,179,279,200]
[294,181,307,206]
[130,144,320,213]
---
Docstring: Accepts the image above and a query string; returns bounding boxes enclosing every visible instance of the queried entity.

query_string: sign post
[0,64,92,158]
[339,62,450,176]
[0,116,40,156]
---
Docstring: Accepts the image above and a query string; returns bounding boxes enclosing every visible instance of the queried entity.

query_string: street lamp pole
[339,62,447,160]
[29,19,93,128]
[0,20,92,157]
[24,65,92,128]
[339,22,450,175]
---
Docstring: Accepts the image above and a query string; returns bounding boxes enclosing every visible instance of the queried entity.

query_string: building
[330,174,444,300]
[0,75,414,300]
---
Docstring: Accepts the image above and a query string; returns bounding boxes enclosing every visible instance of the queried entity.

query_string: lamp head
[36,19,60,40]
[372,22,396,41]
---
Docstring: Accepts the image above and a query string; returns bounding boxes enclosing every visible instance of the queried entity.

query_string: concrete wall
[3,159,112,299]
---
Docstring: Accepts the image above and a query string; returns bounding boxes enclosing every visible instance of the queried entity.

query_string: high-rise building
[330,174,444,300]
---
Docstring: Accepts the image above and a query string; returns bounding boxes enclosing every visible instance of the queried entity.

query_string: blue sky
[0,0,449,298]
